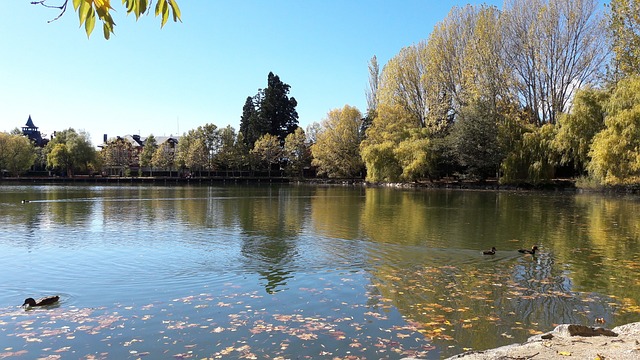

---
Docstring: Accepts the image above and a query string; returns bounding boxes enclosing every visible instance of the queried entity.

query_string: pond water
[1,184,640,359]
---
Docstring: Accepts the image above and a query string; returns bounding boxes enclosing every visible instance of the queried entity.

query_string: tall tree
[261,72,299,144]
[608,0,640,78]
[502,0,608,125]
[152,141,177,177]
[311,105,364,178]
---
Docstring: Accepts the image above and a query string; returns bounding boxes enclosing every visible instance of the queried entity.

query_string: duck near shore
[518,245,539,255]
[483,247,497,255]
[22,296,60,308]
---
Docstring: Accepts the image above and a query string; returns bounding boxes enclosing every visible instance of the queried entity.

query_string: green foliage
[0,133,37,176]
[251,134,284,177]
[588,76,640,184]
[45,128,96,177]
[501,124,558,184]
[450,100,504,179]
[240,73,299,148]
[310,105,364,178]
[284,127,311,178]
[152,141,176,175]
[360,141,402,183]
[554,88,608,172]
[394,133,432,182]
[140,134,158,173]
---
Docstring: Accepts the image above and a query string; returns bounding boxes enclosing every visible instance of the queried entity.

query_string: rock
[554,324,618,337]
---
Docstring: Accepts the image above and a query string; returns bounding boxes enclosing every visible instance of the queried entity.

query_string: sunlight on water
[1,184,640,359]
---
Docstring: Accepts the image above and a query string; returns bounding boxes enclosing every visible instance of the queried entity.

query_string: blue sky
[2,0,507,147]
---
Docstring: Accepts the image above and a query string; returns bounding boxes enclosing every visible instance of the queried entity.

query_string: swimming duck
[518,245,539,255]
[22,296,60,308]
[21,200,30,204]
[483,247,497,255]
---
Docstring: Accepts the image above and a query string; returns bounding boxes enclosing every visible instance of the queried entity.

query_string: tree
[0,133,37,176]
[588,75,640,184]
[554,88,608,172]
[502,0,608,125]
[501,123,558,183]
[152,141,177,176]
[311,105,364,178]
[284,127,311,178]
[34,0,182,39]
[140,134,158,176]
[251,134,284,177]
[608,0,640,77]
[177,128,207,175]
[450,100,505,179]
[45,128,96,177]
[100,137,134,176]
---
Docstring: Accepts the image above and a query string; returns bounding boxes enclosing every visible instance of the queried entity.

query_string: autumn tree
[554,88,608,173]
[101,137,134,176]
[34,0,182,39]
[251,133,284,177]
[0,133,37,177]
[45,128,96,177]
[588,75,640,184]
[608,0,640,77]
[311,105,364,178]
[502,0,607,125]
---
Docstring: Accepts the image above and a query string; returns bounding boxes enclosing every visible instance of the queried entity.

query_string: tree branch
[31,0,69,23]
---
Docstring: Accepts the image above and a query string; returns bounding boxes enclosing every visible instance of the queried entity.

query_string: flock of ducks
[483,245,539,256]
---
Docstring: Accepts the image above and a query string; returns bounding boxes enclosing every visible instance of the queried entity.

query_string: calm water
[1,184,640,359]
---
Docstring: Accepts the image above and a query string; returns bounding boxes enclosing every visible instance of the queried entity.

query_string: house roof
[24,115,36,128]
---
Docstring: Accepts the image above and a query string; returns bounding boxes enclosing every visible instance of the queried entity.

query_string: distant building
[22,115,47,147]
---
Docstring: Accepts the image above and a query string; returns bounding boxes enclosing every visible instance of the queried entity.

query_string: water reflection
[2,185,640,358]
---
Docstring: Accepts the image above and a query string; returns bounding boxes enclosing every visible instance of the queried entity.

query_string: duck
[483,247,497,255]
[22,295,60,308]
[518,245,539,255]
[21,199,30,204]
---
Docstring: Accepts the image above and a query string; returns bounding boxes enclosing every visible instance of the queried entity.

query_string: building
[21,115,47,147]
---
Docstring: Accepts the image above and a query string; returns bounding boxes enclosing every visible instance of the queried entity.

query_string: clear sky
[1,0,505,147]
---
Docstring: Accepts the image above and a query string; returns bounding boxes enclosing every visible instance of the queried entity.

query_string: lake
[1,184,640,359]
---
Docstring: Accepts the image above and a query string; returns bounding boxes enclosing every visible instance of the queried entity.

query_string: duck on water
[483,247,497,255]
[518,245,539,255]
[22,296,60,308]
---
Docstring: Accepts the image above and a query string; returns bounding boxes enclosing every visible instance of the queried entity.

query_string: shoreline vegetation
[4,175,640,194]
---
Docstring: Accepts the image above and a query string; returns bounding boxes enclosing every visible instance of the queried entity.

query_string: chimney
[103,134,108,143]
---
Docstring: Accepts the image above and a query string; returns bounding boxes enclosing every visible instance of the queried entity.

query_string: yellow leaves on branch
[72,0,181,39]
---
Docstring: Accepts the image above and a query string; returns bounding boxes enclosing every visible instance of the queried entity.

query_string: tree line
[5,0,640,187]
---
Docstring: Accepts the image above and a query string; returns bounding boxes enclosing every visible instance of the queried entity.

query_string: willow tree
[502,0,608,125]
[34,0,182,39]
[553,88,608,172]
[589,75,640,185]
[311,105,364,178]
[45,128,96,177]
